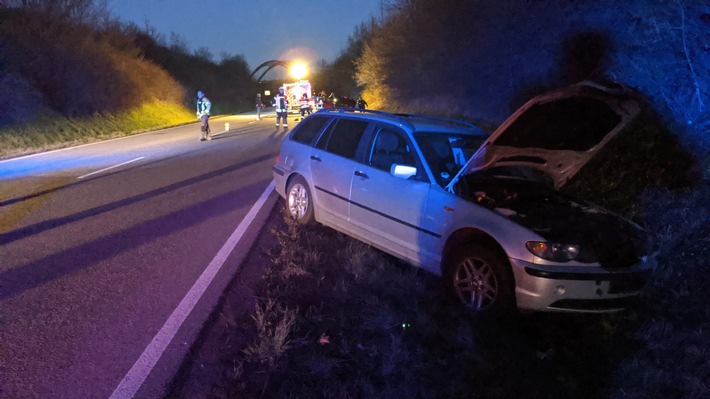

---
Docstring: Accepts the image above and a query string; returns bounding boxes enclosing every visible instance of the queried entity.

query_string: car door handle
[354,170,368,179]
[310,155,322,162]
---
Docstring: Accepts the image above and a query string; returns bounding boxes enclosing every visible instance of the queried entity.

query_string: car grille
[549,297,636,311]
[599,238,643,270]
[608,273,647,294]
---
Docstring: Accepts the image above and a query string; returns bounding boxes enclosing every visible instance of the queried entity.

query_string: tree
[314,18,378,99]
[355,0,709,154]
[10,0,109,24]
[193,46,214,63]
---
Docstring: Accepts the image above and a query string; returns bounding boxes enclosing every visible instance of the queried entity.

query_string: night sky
[107,0,383,73]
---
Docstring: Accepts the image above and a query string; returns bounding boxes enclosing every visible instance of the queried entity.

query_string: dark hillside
[0,3,258,158]
[0,4,256,130]
[128,30,254,115]
[0,7,185,125]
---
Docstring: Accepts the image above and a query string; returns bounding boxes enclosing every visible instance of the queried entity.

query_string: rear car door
[309,118,371,225]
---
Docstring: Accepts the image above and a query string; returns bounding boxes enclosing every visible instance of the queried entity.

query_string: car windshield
[414,132,485,187]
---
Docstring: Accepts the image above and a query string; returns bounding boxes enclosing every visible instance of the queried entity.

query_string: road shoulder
[166,203,284,397]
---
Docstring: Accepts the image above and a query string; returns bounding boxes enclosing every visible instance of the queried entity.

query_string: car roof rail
[316,107,416,129]
[315,108,482,133]
[393,113,484,133]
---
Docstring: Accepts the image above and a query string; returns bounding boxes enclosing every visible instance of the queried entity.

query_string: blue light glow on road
[0,152,137,181]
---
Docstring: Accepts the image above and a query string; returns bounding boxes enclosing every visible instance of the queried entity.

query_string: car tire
[286,175,315,224]
[444,244,515,315]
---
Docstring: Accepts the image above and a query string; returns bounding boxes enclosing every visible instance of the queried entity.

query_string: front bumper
[510,257,653,313]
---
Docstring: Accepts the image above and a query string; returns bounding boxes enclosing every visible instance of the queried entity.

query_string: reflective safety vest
[197,96,211,117]
[274,93,288,112]
[300,96,310,109]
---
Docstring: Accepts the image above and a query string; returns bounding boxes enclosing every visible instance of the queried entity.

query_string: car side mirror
[390,164,417,179]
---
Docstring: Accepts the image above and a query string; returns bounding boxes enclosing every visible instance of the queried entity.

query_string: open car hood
[447,81,641,190]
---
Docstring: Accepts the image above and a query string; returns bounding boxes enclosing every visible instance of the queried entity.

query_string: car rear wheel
[445,244,515,315]
[286,175,314,224]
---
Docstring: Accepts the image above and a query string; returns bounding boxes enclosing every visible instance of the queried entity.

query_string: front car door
[349,126,433,265]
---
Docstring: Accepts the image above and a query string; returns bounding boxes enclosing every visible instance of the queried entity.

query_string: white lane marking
[109,181,275,399]
[77,157,145,179]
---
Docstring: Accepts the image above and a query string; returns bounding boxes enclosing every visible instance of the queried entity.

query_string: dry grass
[190,208,684,398]
[195,192,707,398]
[242,299,298,369]
[169,178,710,398]
[0,101,195,160]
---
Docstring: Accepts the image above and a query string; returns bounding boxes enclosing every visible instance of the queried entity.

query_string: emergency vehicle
[281,80,316,112]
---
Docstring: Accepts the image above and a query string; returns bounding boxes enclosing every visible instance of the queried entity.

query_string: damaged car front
[443,81,657,313]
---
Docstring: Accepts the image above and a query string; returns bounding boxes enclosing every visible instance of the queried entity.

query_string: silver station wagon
[272,81,655,314]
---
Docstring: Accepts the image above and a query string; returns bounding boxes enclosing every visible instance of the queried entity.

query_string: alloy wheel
[453,257,499,310]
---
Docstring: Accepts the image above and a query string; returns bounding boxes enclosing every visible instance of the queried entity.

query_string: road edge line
[109,180,275,399]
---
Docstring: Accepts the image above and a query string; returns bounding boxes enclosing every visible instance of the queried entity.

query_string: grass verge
[0,100,195,160]
[167,109,709,398]
[169,179,710,398]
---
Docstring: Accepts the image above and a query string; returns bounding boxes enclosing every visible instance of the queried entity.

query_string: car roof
[314,108,486,136]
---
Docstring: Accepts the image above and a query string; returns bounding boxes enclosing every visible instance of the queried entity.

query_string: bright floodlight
[290,62,308,80]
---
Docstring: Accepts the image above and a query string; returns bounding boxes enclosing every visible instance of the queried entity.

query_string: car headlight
[525,241,595,263]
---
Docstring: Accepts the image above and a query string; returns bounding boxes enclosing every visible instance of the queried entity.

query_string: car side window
[315,118,368,160]
[290,116,330,145]
[368,128,416,172]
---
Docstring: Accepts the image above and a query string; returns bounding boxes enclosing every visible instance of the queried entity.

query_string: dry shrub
[242,298,298,370]
[107,50,185,104]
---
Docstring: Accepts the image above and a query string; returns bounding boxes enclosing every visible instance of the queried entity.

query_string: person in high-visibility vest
[299,93,312,117]
[273,87,289,128]
[196,90,212,141]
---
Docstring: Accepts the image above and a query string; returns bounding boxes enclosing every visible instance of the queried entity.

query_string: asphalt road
[0,112,289,398]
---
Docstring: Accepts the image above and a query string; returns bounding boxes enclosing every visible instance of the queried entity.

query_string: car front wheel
[445,244,515,315]
[286,175,314,224]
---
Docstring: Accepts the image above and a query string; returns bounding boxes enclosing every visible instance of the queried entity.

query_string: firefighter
[299,93,312,117]
[196,90,212,141]
[273,87,289,128]
[356,96,368,110]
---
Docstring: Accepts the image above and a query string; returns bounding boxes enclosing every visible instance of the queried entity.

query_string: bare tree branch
[676,0,704,113]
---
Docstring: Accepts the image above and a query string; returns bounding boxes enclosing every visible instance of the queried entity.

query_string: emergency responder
[299,93,312,117]
[196,90,212,141]
[273,87,288,128]
[356,96,368,110]
[255,93,264,120]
